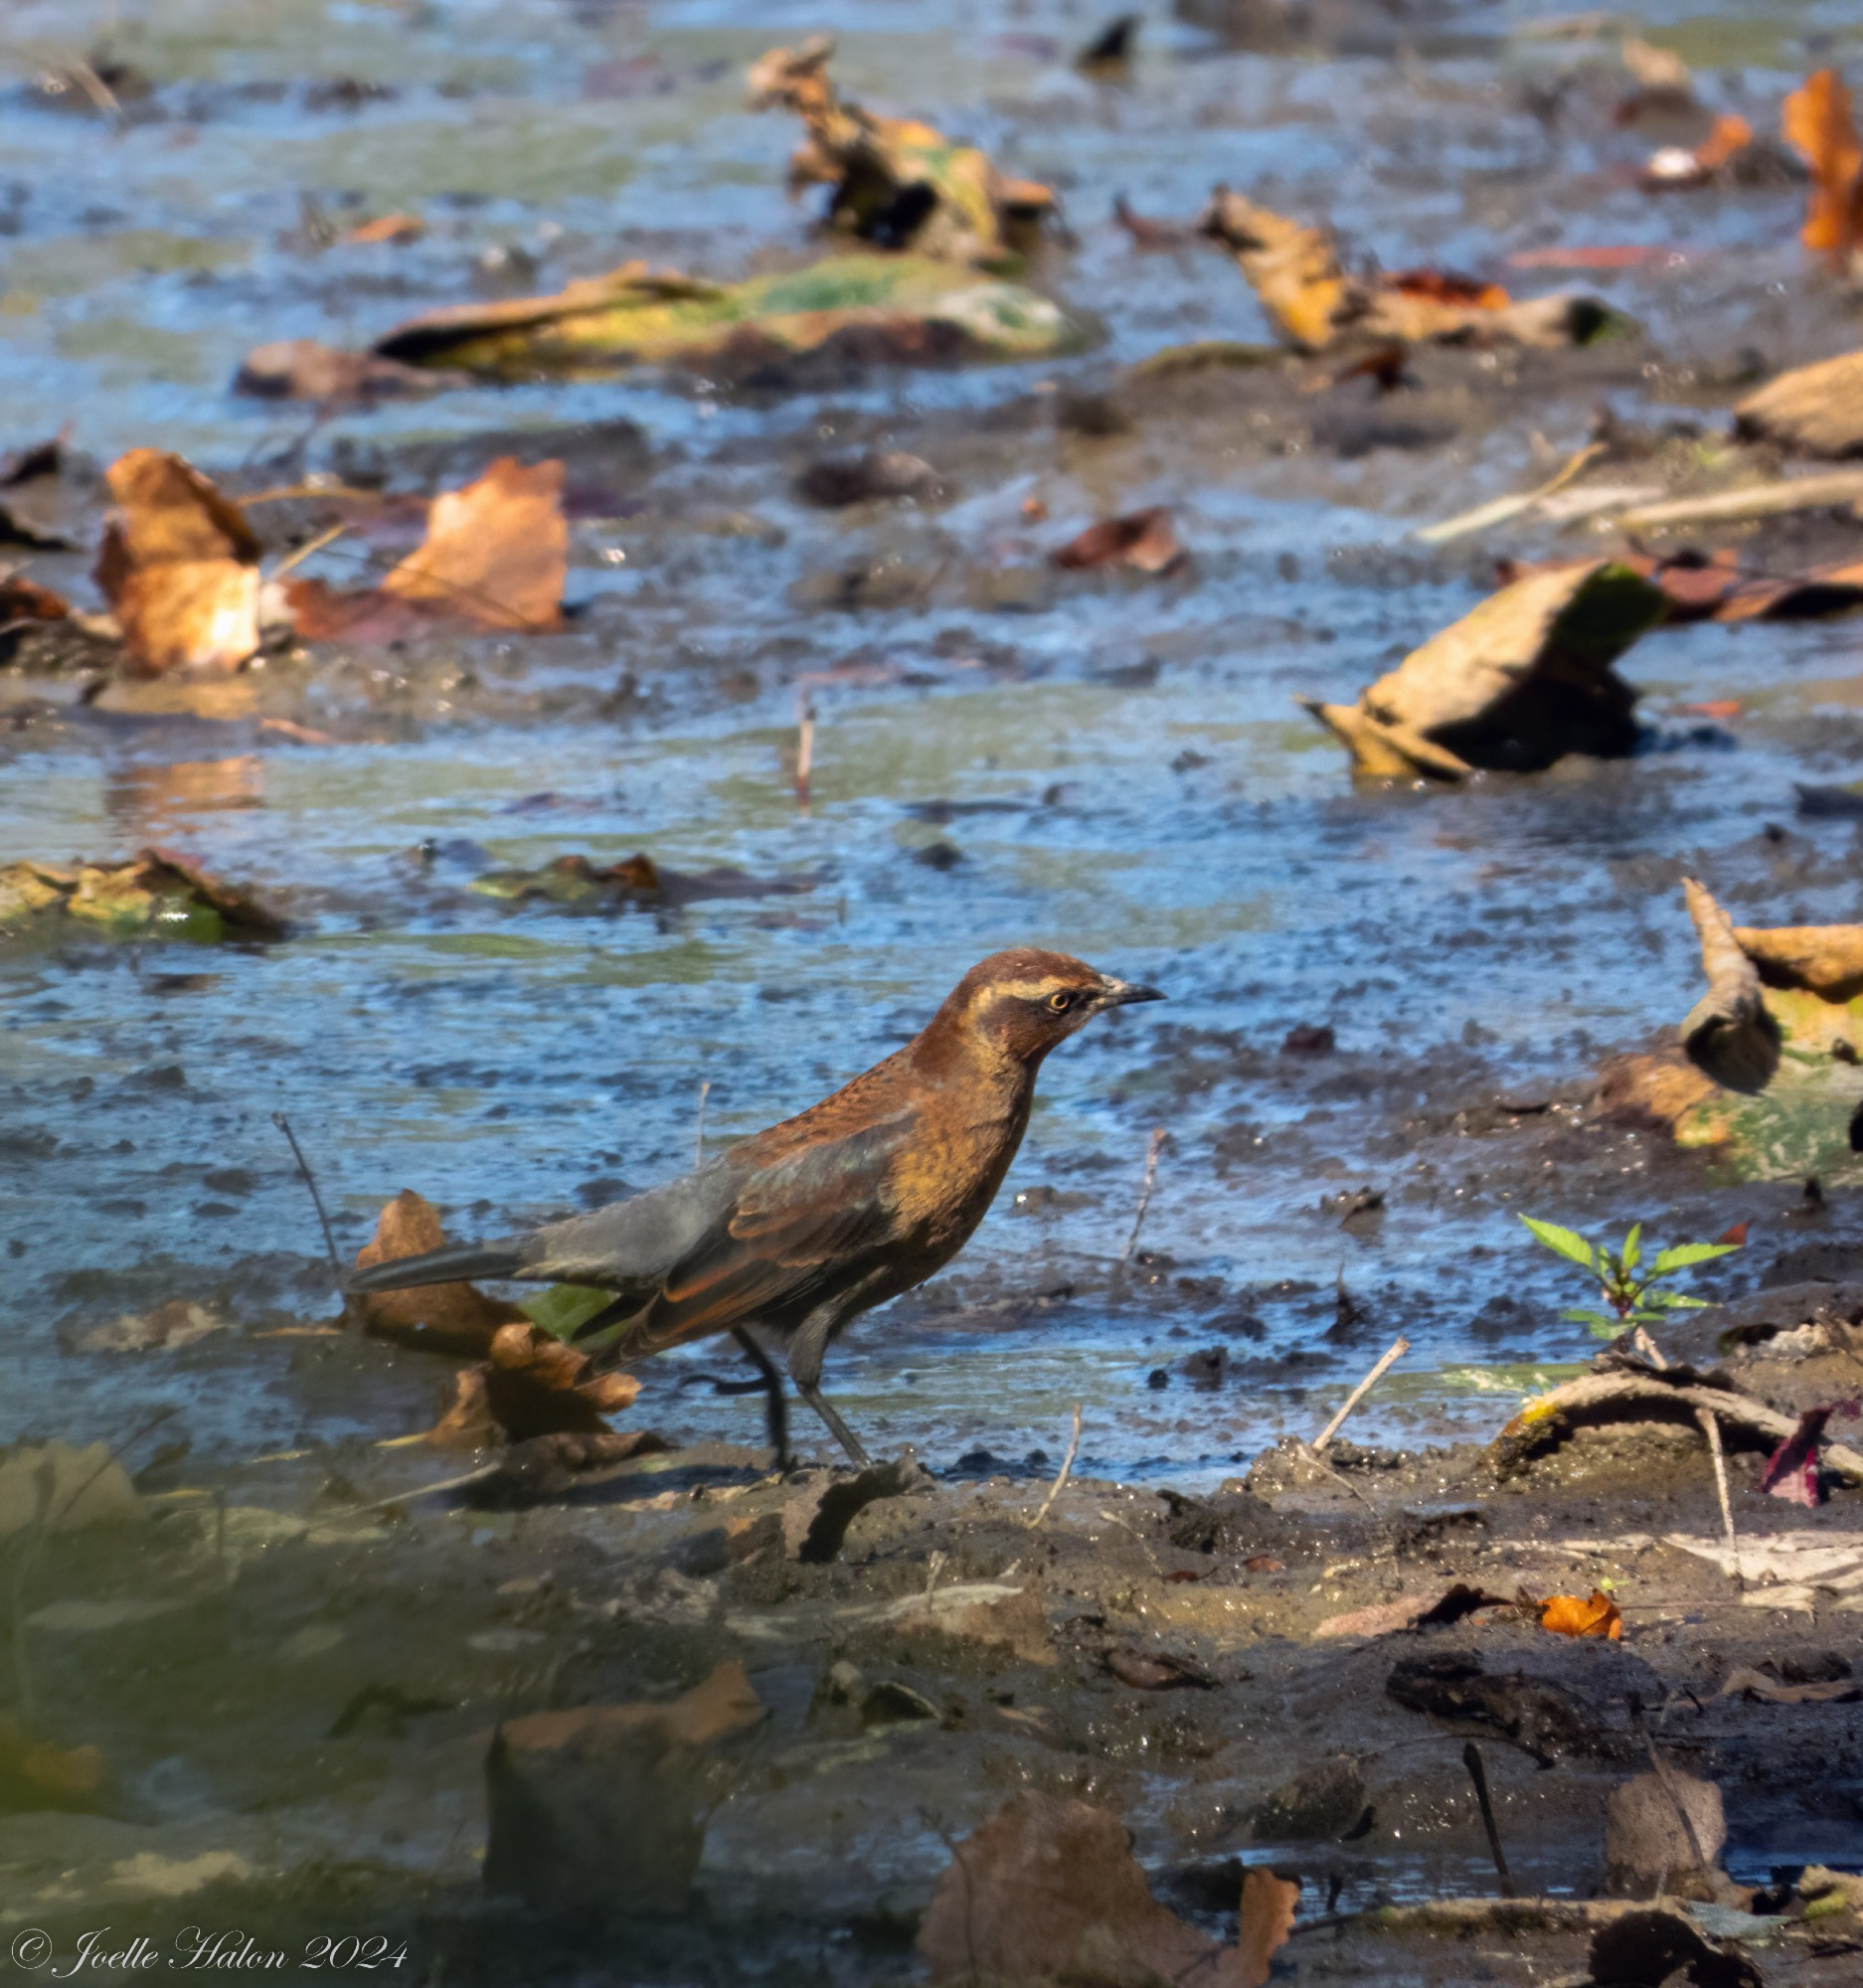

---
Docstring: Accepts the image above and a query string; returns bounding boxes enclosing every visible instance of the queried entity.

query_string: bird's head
[930,947,1166,1073]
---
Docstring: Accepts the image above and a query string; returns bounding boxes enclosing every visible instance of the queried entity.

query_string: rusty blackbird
[347,947,1164,1466]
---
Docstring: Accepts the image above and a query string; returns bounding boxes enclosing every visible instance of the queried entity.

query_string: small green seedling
[1519,1217,1743,1340]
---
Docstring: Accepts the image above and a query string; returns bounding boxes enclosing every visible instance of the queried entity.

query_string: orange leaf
[1783,70,1863,257]
[1384,267,1510,310]
[1539,1589,1622,1640]
[95,449,262,677]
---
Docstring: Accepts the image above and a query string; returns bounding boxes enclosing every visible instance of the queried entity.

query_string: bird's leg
[728,1325,789,1471]
[787,1306,871,1470]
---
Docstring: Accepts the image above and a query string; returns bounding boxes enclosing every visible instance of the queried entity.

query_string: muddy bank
[9,1298,1863,1982]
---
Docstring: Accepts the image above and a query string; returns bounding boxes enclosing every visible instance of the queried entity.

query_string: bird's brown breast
[885,1093,1031,1259]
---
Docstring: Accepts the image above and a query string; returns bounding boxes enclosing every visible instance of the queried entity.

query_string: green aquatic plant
[1519,1216,1743,1340]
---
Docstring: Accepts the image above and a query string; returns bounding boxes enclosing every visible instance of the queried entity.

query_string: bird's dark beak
[1098,977,1166,1009]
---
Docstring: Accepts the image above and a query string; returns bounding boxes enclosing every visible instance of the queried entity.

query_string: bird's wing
[619,1110,917,1354]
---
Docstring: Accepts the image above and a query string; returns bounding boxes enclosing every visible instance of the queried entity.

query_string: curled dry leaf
[1536,1589,1623,1640]
[1052,506,1186,575]
[287,457,567,640]
[95,449,262,676]
[364,254,1082,383]
[352,1190,527,1358]
[429,1326,641,1450]
[344,212,424,245]
[1105,1646,1218,1689]
[748,37,1053,264]
[1782,69,1863,261]
[1302,561,1665,780]
[1605,879,1863,1181]
[1199,189,1619,354]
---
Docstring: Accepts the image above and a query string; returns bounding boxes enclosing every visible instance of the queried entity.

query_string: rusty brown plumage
[348,947,1165,1466]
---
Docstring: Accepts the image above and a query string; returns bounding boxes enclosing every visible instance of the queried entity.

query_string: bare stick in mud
[1313,1334,1410,1452]
[271,1110,356,1326]
[1696,1407,1741,1588]
[1027,1404,1083,1528]
[695,1077,712,1166]
[1460,1742,1516,1898]
[1628,1695,1715,1894]
[1119,1127,1167,1267]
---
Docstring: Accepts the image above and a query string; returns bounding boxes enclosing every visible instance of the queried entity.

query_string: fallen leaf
[1717,1221,1750,1246]
[365,254,1083,383]
[345,213,424,245]
[1105,1646,1218,1689]
[287,457,567,639]
[467,852,815,910]
[1502,547,1863,626]
[794,450,941,507]
[1536,1588,1622,1640]
[1052,506,1186,575]
[0,574,71,628]
[1760,1399,1862,1507]
[464,1428,669,1505]
[0,435,91,549]
[0,848,284,942]
[95,449,262,676]
[353,1190,528,1358]
[917,1792,1227,1986]
[1302,561,1665,780]
[0,1441,143,1538]
[1237,1868,1300,1988]
[1718,1665,1860,1704]
[1619,36,1692,97]
[748,37,1053,264]
[1782,69,1863,261]
[1735,349,1863,458]
[1200,188,1620,354]
[1316,1581,1503,1639]
[76,1299,230,1354]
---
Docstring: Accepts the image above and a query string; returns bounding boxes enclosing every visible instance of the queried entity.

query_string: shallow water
[6,0,1863,1491]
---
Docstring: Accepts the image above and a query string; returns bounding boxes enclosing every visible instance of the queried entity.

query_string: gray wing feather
[516,1161,736,1290]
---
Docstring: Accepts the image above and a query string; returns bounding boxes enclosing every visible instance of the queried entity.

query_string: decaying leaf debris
[1302,561,1666,779]
[1735,347,1863,459]
[1199,189,1621,354]
[748,37,1055,264]
[1604,879,1863,1181]
[361,254,1081,382]
[0,848,285,942]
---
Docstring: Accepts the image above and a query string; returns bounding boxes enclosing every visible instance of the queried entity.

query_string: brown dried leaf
[287,458,566,640]
[1105,1646,1218,1689]
[1735,349,1863,459]
[95,450,262,677]
[345,213,424,245]
[1052,506,1186,575]
[1720,1665,1860,1704]
[1782,70,1863,259]
[353,1190,528,1358]
[234,339,462,404]
[1237,1868,1300,1988]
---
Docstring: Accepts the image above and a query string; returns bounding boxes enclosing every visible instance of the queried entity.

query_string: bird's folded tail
[346,1242,527,1295]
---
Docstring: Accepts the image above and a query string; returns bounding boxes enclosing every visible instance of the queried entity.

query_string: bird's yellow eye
[1047,990,1075,1014]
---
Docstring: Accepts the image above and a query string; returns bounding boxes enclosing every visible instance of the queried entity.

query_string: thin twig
[1628,1696,1715,1894]
[794,689,816,808]
[271,1111,354,1324]
[1461,1742,1515,1898]
[1696,1407,1740,1589]
[1026,1405,1083,1528]
[1314,1334,1410,1451]
[695,1078,712,1167]
[266,519,349,583]
[1119,1128,1166,1267]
